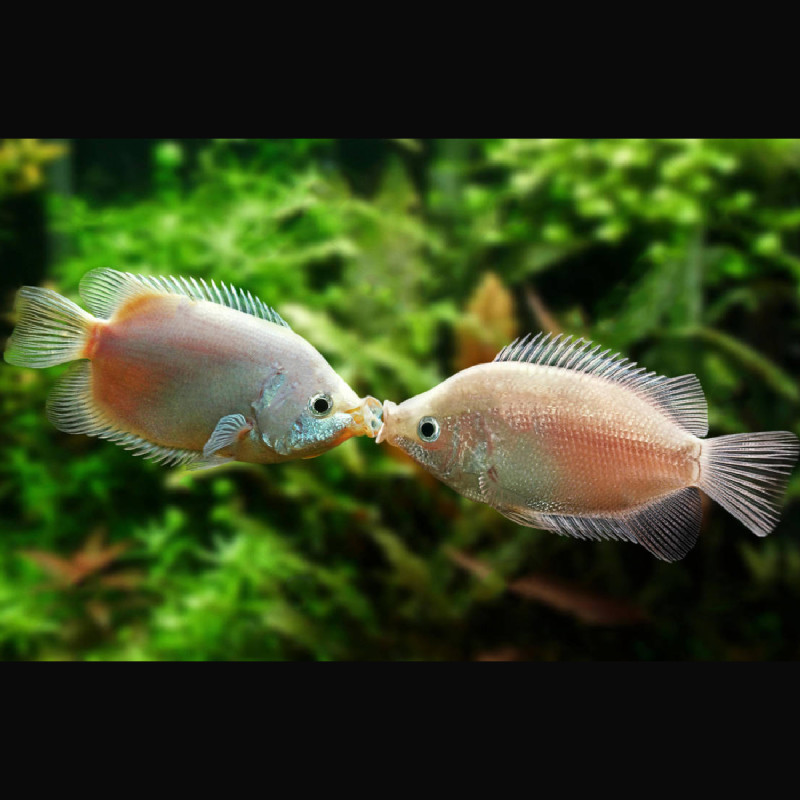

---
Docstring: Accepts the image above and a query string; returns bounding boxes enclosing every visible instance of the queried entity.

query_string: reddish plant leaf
[71,542,128,582]
[508,574,648,626]
[454,272,518,371]
[444,547,494,580]
[84,600,112,629]
[97,570,145,591]
[446,548,647,626]
[524,285,563,335]
[20,551,83,587]
[474,647,523,661]
[20,531,130,588]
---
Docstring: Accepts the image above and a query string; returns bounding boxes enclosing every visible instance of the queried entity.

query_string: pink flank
[90,294,306,451]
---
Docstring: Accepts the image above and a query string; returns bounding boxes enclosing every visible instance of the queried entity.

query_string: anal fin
[533,487,702,562]
[45,361,203,468]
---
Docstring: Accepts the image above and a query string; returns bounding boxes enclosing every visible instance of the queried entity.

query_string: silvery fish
[376,332,799,561]
[4,269,382,468]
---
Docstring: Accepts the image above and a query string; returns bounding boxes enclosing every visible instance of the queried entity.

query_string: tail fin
[3,287,95,368]
[699,432,799,536]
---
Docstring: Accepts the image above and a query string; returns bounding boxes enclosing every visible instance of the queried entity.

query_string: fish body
[4,269,381,468]
[377,333,799,561]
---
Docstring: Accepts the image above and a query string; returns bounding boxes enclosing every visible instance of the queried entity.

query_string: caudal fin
[699,431,799,536]
[3,287,95,368]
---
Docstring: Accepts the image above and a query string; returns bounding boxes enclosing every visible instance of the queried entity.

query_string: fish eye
[309,393,333,417]
[418,416,440,442]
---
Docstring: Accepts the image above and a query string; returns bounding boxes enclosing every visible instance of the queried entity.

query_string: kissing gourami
[376,332,799,561]
[4,269,381,469]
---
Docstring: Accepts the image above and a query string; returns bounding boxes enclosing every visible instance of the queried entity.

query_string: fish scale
[4,268,382,469]
[377,333,798,561]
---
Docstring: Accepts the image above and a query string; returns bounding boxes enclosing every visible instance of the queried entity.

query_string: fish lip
[375,400,396,445]
[345,396,383,439]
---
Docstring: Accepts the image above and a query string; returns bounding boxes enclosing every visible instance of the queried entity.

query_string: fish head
[375,390,457,476]
[258,363,382,458]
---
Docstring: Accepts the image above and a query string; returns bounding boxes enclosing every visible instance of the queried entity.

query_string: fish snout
[375,400,397,445]
[345,396,384,438]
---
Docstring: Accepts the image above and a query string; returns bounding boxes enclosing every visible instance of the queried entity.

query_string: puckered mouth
[375,400,396,444]
[345,396,384,439]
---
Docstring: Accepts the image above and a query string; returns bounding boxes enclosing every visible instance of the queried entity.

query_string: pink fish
[376,332,799,561]
[4,269,381,468]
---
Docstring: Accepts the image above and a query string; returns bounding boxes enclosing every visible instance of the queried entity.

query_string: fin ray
[493,488,702,562]
[203,413,252,458]
[495,332,708,436]
[699,432,799,536]
[4,287,94,368]
[45,361,203,467]
[79,268,290,328]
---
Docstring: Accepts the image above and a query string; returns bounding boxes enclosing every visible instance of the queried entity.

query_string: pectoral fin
[203,413,253,459]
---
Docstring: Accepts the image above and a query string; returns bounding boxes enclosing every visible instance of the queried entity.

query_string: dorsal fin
[78,268,290,329]
[494,332,708,437]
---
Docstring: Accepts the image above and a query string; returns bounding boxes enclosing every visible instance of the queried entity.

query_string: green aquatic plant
[1,138,799,661]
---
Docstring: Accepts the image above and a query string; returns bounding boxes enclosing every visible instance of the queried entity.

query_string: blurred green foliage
[0,139,67,197]
[1,138,799,660]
